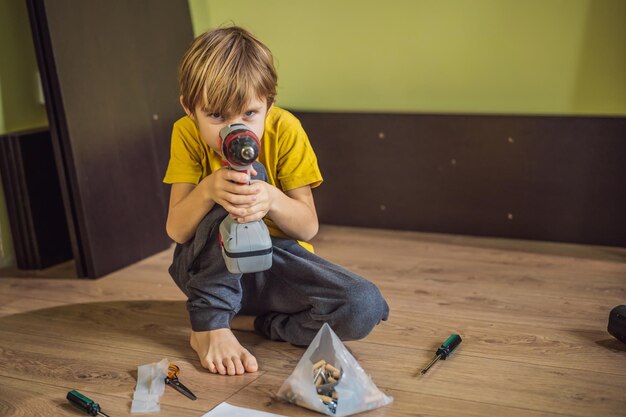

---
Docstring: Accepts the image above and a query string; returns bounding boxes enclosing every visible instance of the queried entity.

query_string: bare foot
[190,328,258,375]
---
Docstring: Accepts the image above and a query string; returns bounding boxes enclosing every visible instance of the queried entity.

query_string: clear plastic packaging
[131,358,169,413]
[277,324,393,416]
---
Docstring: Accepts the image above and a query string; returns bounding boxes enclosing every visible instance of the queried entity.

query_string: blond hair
[178,26,277,116]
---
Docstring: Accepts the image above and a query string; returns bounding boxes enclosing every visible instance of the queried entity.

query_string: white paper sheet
[202,402,289,417]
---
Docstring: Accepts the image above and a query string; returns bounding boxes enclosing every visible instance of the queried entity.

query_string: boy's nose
[224,115,241,124]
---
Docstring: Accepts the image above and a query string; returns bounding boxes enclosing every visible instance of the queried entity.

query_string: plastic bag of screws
[277,323,392,416]
[312,359,342,413]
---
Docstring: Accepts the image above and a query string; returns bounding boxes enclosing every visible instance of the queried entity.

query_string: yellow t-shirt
[163,106,323,252]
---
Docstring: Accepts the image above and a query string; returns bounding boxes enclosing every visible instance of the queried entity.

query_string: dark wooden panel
[0,130,72,269]
[0,136,30,267]
[27,0,193,277]
[293,112,626,247]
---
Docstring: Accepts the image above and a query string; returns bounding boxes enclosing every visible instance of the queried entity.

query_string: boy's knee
[332,281,389,341]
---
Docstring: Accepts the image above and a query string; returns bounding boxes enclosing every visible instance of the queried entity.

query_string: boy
[164,26,389,376]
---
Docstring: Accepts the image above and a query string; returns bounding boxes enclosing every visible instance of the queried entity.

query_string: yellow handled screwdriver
[419,334,462,376]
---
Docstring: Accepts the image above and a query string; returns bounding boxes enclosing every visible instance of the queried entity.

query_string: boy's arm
[271,185,319,242]
[166,182,214,244]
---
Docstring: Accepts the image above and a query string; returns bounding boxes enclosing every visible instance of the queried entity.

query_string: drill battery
[219,215,272,274]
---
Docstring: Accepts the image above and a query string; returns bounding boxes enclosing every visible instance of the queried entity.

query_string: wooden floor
[0,225,625,417]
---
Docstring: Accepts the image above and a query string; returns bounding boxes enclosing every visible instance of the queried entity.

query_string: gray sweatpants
[168,163,389,346]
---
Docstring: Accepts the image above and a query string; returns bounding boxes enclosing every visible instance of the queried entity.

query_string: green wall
[0,0,48,134]
[0,0,624,267]
[190,0,626,115]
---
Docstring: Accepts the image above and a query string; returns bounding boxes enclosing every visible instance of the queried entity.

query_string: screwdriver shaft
[420,353,441,375]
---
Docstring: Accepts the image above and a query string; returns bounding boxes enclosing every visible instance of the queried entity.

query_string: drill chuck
[219,123,260,168]
[240,145,256,162]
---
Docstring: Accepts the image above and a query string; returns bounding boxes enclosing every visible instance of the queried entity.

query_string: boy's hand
[231,180,275,223]
[203,168,260,217]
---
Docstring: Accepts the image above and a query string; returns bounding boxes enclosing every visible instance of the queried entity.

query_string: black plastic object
[608,305,626,343]
[437,334,463,359]
[66,390,108,416]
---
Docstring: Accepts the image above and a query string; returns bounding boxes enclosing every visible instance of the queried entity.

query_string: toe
[233,357,245,375]
[204,360,217,373]
[223,358,236,376]
[242,351,258,373]
[215,361,227,375]
[200,358,211,371]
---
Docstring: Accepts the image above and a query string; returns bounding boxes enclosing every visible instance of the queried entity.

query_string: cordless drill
[218,123,272,274]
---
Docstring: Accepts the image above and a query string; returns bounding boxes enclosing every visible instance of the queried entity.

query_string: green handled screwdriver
[66,390,110,417]
[419,334,462,376]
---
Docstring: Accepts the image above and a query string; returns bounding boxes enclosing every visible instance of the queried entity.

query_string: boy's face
[185,96,270,155]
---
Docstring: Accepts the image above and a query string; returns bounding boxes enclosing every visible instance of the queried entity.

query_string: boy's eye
[206,112,223,119]
[244,111,256,117]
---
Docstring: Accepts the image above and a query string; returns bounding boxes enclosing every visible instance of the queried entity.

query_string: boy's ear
[180,96,193,119]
